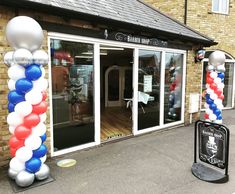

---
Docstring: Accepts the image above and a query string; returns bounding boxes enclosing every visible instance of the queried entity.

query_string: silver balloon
[208,51,225,67]
[216,65,226,72]
[33,50,48,65]
[4,51,14,66]
[8,168,18,180]
[15,170,35,187]
[13,48,33,66]
[35,164,50,180]
[207,64,214,71]
[6,16,44,51]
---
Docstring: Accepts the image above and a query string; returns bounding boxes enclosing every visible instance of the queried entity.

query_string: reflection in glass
[51,39,94,151]
[164,53,183,124]
[108,70,119,101]
[138,50,161,130]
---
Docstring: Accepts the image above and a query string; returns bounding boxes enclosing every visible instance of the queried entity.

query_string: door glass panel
[124,69,133,98]
[138,50,161,130]
[108,70,119,101]
[51,39,94,151]
[164,53,183,124]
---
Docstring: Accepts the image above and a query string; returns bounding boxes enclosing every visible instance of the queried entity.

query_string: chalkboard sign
[198,122,227,169]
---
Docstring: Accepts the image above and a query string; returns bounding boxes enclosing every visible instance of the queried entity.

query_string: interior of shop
[100,45,133,142]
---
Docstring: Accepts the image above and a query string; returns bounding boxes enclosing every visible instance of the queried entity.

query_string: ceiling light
[100,47,124,51]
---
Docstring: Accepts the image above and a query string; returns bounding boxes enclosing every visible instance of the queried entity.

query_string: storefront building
[0,0,215,166]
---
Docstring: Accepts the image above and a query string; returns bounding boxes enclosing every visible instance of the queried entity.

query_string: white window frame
[212,0,229,15]
[48,32,186,156]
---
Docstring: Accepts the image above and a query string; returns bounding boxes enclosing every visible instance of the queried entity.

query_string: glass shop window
[212,0,229,14]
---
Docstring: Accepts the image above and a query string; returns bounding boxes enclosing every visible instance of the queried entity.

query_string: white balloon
[39,113,47,123]
[204,103,209,109]
[217,83,225,90]
[40,155,47,164]
[40,66,46,78]
[25,89,43,105]
[32,123,46,136]
[210,71,218,79]
[9,157,25,173]
[7,112,23,126]
[205,84,210,88]
[207,65,214,71]
[214,99,223,106]
[33,50,48,65]
[214,120,222,124]
[206,88,213,94]
[210,92,217,100]
[13,48,33,66]
[8,65,25,80]
[4,51,14,66]
[15,146,33,162]
[214,77,221,84]
[6,16,44,51]
[15,101,32,117]
[8,79,16,90]
[206,108,213,115]
[33,78,48,91]
[216,65,225,73]
[9,125,16,134]
[218,104,224,109]
[25,135,42,150]
[209,114,217,121]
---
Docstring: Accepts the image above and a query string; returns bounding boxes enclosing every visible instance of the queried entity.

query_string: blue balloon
[205,94,210,100]
[217,114,222,120]
[206,98,214,105]
[8,90,25,105]
[221,78,224,83]
[33,144,47,158]
[209,103,217,111]
[25,157,42,173]
[218,73,225,79]
[40,133,47,143]
[26,64,42,81]
[8,103,15,112]
[214,109,221,116]
[15,78,33,94]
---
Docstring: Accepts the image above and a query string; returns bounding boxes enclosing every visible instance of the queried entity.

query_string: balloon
[206,77,213,84]
[8,79,16,90]
[206,88,213,94]
[39,113,47,123]
[205,108,213,115]
[218,94,224,100]
[8,90,25,105]
[25,89,43,105]
[33,78,48,91]
[8,65,25,81]
[209,72,218,79]
[214,98,223,106]
[204,114,209,119]
[9,125,16,134]
[9,136,24,149]
[218,73,225,79]
[15,170,35,187]
[217,104,224,109]
[40,133,47,143]
[6,16,44,51]
[207,65,214,71]
[25,157,42,173]
[214,109,221,116]
[14,125,31,140]
[9,157,25,172]
[209,103,217,111]
[32,123,46,136]
[210,83,217,91]
[7,112,23,127]
[206,98,213,105]
[15,146,33,162]
[25,64,42,81]
[214,77,221,84]
[25,135,42,150]
[33,144,47,158]
[204,103,209,109]
[215,89,222,97]
[33,50,49,65]
[4,51,14,66]
[32,101,48,115]
[10,148,17,157]
[24,113,40,128]
[35,164,50,180]
[217,82,225,90]
[15,78,33,94]
[209,114,216,121]
[208,51,225,67]
[216,65,225,72]
[15,101,32,117]
[215,120,222,124]
[217,114,222,120]
[210,92,217,100]
[42,91,47,101]
[8,103,15,113]
[8,168,18,180]
[41,67,46,78]
[40,155,47,164]
[13,48,33,67]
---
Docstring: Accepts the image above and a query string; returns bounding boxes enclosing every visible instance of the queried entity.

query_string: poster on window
[144,75,152,92]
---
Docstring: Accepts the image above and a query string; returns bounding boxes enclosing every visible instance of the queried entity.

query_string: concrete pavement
[0,109,235,194]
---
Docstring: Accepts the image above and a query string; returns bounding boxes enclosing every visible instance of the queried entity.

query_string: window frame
[212,0,229,15]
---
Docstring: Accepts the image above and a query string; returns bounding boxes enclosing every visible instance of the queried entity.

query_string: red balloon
[9,136,24,149]
[218,94,224,100]
[215,90,222,97]
[24,113,40,128]
[204,114,209,119]
[42,91,47,101]
[210,83,217,91]
[32,101,48,114]
[10,148,17,157]
[15,125,31,140]
[206,77,213,84]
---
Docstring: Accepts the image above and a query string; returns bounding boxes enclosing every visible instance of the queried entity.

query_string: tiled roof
[3,0,215,44]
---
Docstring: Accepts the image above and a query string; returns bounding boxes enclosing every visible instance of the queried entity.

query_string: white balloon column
[204,51,226,124]
[4,16,50,187]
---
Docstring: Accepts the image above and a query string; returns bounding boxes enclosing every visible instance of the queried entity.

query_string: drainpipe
[184,0,188,24]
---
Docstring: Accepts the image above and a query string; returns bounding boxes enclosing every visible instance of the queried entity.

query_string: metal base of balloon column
[9,175,55,193]
[191,163,228,183]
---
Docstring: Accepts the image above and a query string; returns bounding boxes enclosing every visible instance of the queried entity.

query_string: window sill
[208,11,229,16]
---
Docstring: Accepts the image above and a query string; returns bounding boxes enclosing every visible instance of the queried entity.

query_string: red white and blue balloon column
[204,51,226,124]
[4,16,50,187]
